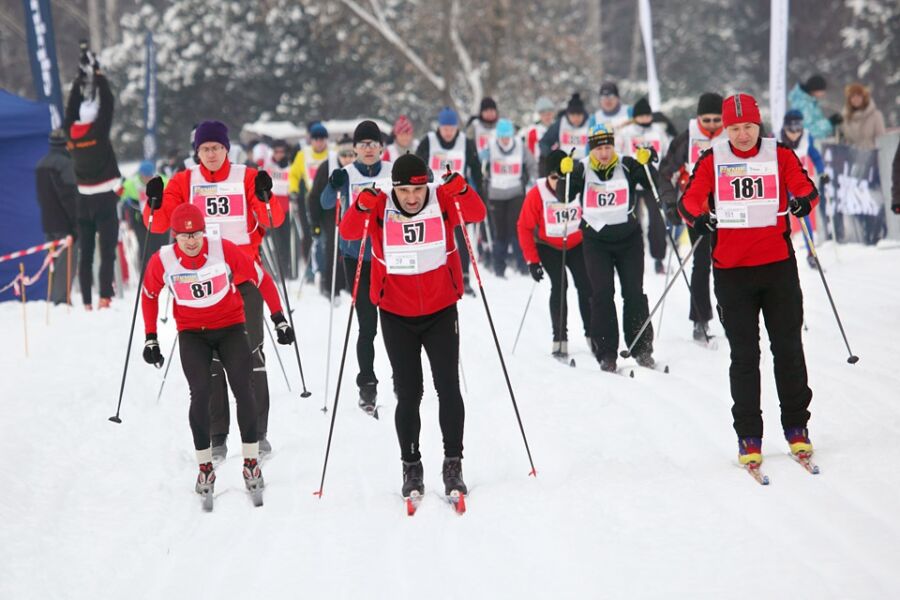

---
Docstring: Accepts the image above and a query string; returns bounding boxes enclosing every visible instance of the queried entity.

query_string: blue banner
[21,0,64,128]
[143,31,158,161]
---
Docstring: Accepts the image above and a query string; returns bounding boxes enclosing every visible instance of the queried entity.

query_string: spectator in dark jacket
[35,128,79,304]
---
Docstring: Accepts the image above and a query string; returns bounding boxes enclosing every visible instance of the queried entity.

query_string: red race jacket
[339,183,486,317]
[143,158,285,262]
[517,178,583,264]
[678,140,818,269]
[141,238,282,334]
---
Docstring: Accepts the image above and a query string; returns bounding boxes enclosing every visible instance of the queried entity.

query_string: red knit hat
[393,115,413,136]
[170,203,205,234]
[722,93,761,127]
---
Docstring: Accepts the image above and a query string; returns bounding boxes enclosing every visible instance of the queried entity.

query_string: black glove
[146,176,164,210]
[255,171,272,201]
[828,113,844,127]
[143,333,164,368]
[555,166,584,203]
[329,169,348,190]
[790,195,813,218]
[271,312,295,345]
[664,201,682,226]
[692,212,717,236]
[529,263,544,282]
[892,200,900,215]
[819,173,831,187]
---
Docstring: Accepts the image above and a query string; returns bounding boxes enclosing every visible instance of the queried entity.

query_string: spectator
[787,74,841,142]
[840,83,886,151]
[34,128,79,304]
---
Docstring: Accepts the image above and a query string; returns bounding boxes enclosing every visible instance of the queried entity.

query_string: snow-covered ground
[3,239,899,599]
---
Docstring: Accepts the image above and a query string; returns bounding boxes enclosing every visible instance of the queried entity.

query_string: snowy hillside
[3,240,900,599]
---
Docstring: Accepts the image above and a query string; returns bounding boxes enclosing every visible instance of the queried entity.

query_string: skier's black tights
[380,305,464,463]
[179,324,258,451]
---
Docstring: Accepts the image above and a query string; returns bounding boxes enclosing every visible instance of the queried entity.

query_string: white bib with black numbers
[269,164,290,197]
[427,132,466,181]
[189,164,249,245]
[687,118,725,173]
[558,117,589,159]
[345,161,394,207]
[381,185,448,275]
[712,138,780,229]
[159,225,232,309]
[539,178,581,238]
[618,123,668,159]
[580,158,631,231]
[489,138,524,190]
[472,120,496,154]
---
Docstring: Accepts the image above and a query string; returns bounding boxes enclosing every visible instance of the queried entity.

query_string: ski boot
[693,320,710,342]
[98,297,112,309]
[196,462,216,511]
[784,427,813,457]
[243,458,265,507]
[738,437,763,466]
[597,351,617,373]
[806,254,817,269]
[210,434,227,463]
[442,457,468,513]
[551,340,569,355]
[463,275,476,297]
[402,460,424,515]
[654,259,665,275]
[635,352,655,369]
[358,381,378,418]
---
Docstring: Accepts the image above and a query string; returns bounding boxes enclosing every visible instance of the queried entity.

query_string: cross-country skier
[140,202,293,506]
[383,115,418,162]
[517,149,592,356]
[466,96,499,159]
[120,160,168,268]
[678,93,819,469]
[289,122,330,283]
[588,81,632,133]
[143,120,285,459]
[321,121,393,415]
[522,97,557,163]
[309,135,354,300]
[539,93,590,170]
[264,140,296,279]
[339,153,485,509]
[574,124,659,372]
[658,92,725,343]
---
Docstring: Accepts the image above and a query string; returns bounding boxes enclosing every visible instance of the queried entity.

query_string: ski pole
[449,170,537,477]
[511,280,538,355]
[314,213,371,498]
[321,194,342,413]
[621,235,703,359]
[799,217,859,364]
[156,335,179,404]
[110,179,163,424]
[555,150,576,355]
[643,163,711,344]
[263,317,292,392]
[262,185,312,398]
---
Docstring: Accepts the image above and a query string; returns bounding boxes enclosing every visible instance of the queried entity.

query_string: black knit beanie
[353,120,382,144]
[696,92,724,116]
[392,153,429,186]
[545,149,568,175]
[566,93,585,115]
[804,74,827,93]
[480,97,498,112]
[632,97,652,118]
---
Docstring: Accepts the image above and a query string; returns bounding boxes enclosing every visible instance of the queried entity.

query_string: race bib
[191,181,246,218]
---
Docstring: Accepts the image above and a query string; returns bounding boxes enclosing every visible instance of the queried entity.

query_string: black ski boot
[635,352,655,368]
[402,460,424,497]
[442,457,468,496]
[693,320,709,342]
[358,381,378,418]
[463,275,476,297]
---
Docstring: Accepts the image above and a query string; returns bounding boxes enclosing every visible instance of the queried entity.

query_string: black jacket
[415,130,483,194]
[35,143,79,234]
[64,74,121,186]
[658,129,691,219]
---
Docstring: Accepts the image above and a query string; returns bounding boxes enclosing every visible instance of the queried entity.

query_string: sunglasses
[699,117,722,125]
[175,231,204,241]
[338,150,356,158]
[355,141,382,150]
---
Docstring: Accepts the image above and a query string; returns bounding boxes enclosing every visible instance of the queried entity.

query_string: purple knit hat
[193,120,230,150]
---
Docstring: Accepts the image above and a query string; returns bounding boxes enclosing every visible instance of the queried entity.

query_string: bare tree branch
[450,0,483,113]
[339,0,446,92]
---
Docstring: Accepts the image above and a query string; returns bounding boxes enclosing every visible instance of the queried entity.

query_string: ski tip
[663,365,670,374]
[569,359,576,367]
[447,490,466,514]
[629,370,635,378]
[847,355,860,364]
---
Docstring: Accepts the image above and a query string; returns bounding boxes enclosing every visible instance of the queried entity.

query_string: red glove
[356,187,385,210]
[441,172,468,196]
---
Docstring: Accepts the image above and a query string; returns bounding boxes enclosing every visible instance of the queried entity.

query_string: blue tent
[0,89,53,301]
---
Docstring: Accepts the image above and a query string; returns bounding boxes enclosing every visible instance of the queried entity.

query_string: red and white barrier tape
[0,236,71,264]
[0,241,70,296]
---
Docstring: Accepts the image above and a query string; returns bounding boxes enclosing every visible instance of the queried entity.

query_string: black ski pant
[179,324,258,451]
[126,206,167,272]
[76,191,118,305]
[713,257,812,439]
[537,242,592,342]
[380,305,464,463]
[488,196,526,276]
[209,282,270,438]
[320,209,347,295]
[639,189,666,261]
[343,257,378,388]
[582,230,653,359]
[688,226,713,323]
[45,231,76,305]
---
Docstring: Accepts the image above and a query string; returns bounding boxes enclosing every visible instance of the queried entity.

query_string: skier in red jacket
[339,154,485,505]
[678,93,819,471]
[516,149,592,356]
[143,120,285,459]
[141,203,294,507]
